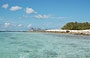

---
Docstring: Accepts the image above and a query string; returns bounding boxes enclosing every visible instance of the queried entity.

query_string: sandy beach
[44,29,90,36]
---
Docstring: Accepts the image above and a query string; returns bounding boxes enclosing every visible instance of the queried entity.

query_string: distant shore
[42,29,90,36]
[0,31,27,32]
[0,29,90,36]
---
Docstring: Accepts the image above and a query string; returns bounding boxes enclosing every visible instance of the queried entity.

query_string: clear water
[0,32,90,58]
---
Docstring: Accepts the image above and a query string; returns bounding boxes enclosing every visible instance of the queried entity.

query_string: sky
[0,0,90,31]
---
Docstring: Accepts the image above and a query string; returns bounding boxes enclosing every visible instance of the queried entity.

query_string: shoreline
[42,29,90,36]
[0,30,90,36]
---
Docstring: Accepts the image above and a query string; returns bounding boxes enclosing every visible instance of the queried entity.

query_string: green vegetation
[62,22,90,30]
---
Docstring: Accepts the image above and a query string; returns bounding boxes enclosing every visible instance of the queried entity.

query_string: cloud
[4,22,10,28]
[35,14,51,19]
[35,14,66,20]
[27,24,32,28]
[18,24,22,27]
[2,4,8,9]
[26,7,37,14]
[10,6,22,11]
[51,16,66,19]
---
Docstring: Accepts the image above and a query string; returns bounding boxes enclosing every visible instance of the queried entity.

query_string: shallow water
[0,32,90,58]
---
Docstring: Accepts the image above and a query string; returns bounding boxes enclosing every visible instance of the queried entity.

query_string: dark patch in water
[9,42,21,44]
[68,43,78,47]
[23,50,32,53]
[0,38,5,41]
[10,37,17,39]
[19,49,32,53]
[43,50,58,57]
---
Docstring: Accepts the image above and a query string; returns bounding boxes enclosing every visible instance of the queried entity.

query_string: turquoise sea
[0,32,90,58]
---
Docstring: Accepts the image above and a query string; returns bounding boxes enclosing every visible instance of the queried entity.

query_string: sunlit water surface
[0,32,90,58]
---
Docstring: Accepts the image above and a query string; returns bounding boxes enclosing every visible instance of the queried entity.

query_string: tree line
[62,22,90,30]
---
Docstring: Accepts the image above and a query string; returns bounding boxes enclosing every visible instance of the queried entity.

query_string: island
[44,22,90,36]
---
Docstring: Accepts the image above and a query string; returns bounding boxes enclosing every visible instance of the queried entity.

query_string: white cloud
[4,22,10,28]
[35,14,51,19]
[10,6,22,11]
[27,24,32,28]
[26,7,37,14]
[2,4,8,9]
[51,17,66,19]
[18,24,22,27]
